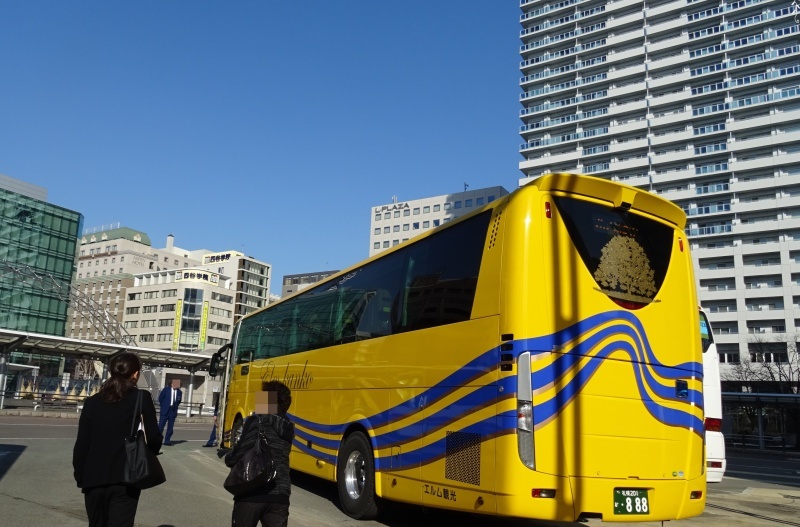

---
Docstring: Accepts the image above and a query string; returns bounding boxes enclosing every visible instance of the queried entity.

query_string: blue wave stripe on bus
[292,436,337,465]
[374,413,515,472]
[533,340,703,435]
[520,311,702,378]
[287,310,704,461]
[533,325,704,409]
[293,425,341,451]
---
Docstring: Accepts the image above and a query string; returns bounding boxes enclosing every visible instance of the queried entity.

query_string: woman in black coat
[225,381,294,527]
[73,352,162,527]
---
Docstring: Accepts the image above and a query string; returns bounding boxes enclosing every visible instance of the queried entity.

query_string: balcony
[608,98,647,116]
[612,156,650,171]
[645,0,684,18]
[649,88,691,107]
[608,27,645,46]
[729,135,776,151]
[650,110,692,127]
[608,82,648,98]
[647,33,689,53]
[607,47,645,65]
[607,64,647,83]
[607,0,644,14]
[648,51,692,70]
[648,70,690,89]
[650,129,693,146]
[648,15,687,35]
[607,11,644,30]
[696,266,737,280]
[653,147,694,164]
[610,119,647,134]
[734,198,779,214]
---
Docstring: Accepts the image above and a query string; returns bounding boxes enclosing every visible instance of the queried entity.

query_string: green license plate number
[614,489,650,515]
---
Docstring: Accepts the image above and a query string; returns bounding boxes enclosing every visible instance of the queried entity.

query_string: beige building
[281,270,339,297]
[369,186,509,257]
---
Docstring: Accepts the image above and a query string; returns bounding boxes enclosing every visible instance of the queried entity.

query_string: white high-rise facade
[518,0,800,369]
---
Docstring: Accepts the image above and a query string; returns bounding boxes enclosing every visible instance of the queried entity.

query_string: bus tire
[337,432,379,520]
[231,415,244,448]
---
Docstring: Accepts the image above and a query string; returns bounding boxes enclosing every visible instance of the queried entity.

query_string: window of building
[125,307,140,315]
[403,209,410,216]
[454,201,462,209]
[393,240,400,246]
[159,319,174,327]
[403,224,409,231]
[160,304,176,312]
[394,211,400,218]
[466,199,473,207]
[413,208,420,215]
[375,213,381,221]
[157,334,172,342]
[128,293,141,301]
[374,242,380,249]
[162,289,177,298]
[488,195,495,202]
[383,241,390,248]
[393,225,400,232]
[124,321,138,329]
[384,212,390,219]
[476,197,484,205]
[423,221,430,228]
[413,222,420,230]
[433,219,440,227]
[423,206,430,213]
[120,256,124,262]
[139,334,155,343]
[144,291,158,299]
[142,305,157,313]
[383,226,390,234]
[433,204,441,212]
[374,228,380,235]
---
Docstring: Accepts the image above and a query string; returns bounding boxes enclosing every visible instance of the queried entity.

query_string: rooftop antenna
[464,183,469,192]
[392,195,398,204]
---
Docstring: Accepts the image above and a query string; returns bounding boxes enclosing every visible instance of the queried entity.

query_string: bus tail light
[517,351,535,469]
[707,461,723,469]
[705,417,722,432]
[690,491,703,499]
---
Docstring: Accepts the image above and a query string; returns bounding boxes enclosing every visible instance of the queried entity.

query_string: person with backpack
[224,381,294,527]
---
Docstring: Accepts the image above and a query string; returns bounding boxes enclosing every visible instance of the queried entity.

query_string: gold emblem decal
[593,236,657,303]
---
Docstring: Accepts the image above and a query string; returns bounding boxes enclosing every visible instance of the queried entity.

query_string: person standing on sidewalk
[203,397,219,447]
[73,352,162,527]
[158,379,182,445]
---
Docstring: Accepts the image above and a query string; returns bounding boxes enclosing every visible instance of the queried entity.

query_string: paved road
[1,415,798,527]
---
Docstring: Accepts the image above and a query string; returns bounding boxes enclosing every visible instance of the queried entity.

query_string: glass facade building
[0,184,83,336]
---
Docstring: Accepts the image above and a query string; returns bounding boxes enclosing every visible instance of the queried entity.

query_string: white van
[700,308,726,482]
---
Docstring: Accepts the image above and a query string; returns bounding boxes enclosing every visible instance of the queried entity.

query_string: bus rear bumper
[568,475,707,522]
[495,474,705,522]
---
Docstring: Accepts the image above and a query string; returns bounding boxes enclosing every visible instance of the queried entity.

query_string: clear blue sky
[0,2,523,295]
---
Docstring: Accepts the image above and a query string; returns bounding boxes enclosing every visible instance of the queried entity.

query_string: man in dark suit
[158,379,182,445]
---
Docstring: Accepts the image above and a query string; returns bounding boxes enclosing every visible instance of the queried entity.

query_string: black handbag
[123,391,166,489]
[223,417,276,496]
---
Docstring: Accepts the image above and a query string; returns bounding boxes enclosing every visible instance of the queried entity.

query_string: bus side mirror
[209,352,222,378]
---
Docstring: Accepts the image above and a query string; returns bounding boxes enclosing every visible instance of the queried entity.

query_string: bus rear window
[553,195,673,308]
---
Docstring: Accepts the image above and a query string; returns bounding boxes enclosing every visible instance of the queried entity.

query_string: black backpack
[223,417,277,495]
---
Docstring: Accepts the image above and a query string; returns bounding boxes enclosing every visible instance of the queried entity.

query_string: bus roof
[528,173,686,229]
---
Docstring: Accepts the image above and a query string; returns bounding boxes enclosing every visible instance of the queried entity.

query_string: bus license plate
[614,489,650,515]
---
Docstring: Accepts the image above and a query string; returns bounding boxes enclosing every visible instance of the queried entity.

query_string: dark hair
[262,380,292,415]
[99,352,142,403]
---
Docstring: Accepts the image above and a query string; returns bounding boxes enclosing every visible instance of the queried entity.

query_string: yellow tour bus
[212,173,706,522]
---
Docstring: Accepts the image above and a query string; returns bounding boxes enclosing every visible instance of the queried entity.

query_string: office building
[370,186,509,256]
[70,230,271,342]
[0,175,83,337]
[282,270,339,297]
[518,0,800,369]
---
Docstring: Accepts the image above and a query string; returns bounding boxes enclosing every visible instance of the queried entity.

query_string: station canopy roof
[0,328,213,370]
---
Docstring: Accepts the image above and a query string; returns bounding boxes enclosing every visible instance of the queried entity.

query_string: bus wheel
[337,432,378,520]
[231,415,244,447]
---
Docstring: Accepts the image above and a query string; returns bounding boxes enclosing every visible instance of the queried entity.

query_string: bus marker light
[690,491,703,499]
[707,461,722,469]
[679,238,684,252]
[532,489,556,498]
[545,202,551,218]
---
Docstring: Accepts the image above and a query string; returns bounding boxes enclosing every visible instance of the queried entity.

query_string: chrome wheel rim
[344,450,365,500]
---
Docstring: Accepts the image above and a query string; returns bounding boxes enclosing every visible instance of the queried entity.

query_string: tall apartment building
[518,0,800,370]
[369,186,509,256]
